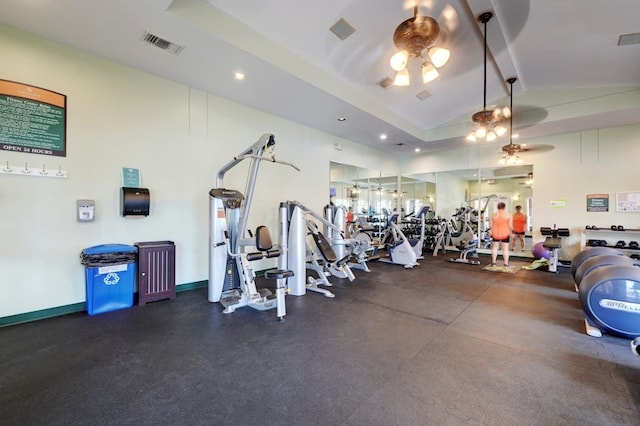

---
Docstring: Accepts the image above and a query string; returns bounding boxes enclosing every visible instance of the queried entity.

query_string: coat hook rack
[0,160,68,179]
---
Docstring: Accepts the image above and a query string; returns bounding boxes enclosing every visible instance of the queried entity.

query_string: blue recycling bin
[81,244,137,315]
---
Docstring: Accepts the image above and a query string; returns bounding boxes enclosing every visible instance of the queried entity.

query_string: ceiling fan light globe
[390,50,409,71]
[466,133,477,142]
[486,131,497,141]
[502,107,511,118]
[476,127,487,138]
[428,47,450,68]
[393,69,410,86]
[421,63,439,83]
[495,125,507,137]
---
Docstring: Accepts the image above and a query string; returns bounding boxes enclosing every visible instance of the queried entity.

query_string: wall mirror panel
[330,161,533,251]
[330,162,397,217]
[404,165,534,248]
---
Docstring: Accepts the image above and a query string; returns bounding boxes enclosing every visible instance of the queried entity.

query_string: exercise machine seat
[264,269,294,280]
[543,237,562,249]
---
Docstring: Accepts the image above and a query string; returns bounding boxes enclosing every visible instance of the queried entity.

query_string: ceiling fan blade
[520,144,554,154]
[437,4,459,33]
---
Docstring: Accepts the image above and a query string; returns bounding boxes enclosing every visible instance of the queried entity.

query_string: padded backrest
[313,231,337,263]
[255,225,273,251]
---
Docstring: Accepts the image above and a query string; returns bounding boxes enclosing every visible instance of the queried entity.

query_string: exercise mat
[482,264,519,274]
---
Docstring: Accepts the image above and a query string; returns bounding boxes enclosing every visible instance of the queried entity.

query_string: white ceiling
[1,0,639,155]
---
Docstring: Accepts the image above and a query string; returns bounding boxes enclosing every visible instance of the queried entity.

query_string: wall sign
[587,193,609,212]
[122,167,141,188]
[0,79,66,157]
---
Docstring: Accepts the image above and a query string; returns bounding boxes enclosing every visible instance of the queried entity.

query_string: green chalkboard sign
[587,193,609,212]
[0,79,66,157]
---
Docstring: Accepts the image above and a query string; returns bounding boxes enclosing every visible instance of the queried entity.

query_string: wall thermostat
[77,199,95,222]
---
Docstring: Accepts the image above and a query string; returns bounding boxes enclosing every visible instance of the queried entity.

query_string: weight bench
[305,220,353,297]
[447,240,480,265]
[540,225,570,273]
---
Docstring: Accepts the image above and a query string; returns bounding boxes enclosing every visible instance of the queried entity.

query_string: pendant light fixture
[499,77,523,165]
[389,5,450,87]
[467,12,509,142]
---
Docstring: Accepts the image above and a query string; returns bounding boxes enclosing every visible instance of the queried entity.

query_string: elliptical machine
[208,134,299,320]
[403,205,429,260]
[378,213,419,268]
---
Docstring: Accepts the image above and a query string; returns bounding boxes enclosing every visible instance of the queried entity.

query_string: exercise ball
[532,242,550,260]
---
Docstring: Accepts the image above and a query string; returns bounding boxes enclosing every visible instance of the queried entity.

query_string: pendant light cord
[483,18,487,110]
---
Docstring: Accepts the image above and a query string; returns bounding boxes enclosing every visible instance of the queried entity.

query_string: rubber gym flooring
[1,253,639,425]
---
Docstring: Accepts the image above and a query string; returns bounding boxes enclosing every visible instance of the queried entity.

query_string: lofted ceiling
[0,0,639,155]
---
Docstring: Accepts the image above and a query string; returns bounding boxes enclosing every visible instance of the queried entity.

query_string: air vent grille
[416,90,431,101]
[142,31,184,55]
[618,32,640,46]
[330,18,356,41]
[377,77,394,89]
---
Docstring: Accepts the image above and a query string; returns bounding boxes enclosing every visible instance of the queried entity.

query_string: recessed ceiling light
[338,117,346,121]
[380,134,387,140]
[414,148,420,152]
[233,72,245,80]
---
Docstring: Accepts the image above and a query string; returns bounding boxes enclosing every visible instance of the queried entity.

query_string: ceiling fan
[499,77,553,163]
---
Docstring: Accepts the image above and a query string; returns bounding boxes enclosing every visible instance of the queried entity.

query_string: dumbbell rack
[583,226,640,252]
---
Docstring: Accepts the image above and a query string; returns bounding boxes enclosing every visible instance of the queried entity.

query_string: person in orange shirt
[491,202,512,267]
[511,205,527,252]
[345,207,355,238]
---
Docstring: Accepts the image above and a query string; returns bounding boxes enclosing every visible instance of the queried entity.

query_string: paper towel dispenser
[120,187,150,216]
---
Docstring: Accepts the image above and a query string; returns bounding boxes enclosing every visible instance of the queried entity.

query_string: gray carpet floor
[1,254,639,425]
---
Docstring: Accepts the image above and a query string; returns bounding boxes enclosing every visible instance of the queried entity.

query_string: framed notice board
[616,192,640,212]
[0,79,67,157]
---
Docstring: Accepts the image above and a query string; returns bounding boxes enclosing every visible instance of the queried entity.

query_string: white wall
[0,26,397,318]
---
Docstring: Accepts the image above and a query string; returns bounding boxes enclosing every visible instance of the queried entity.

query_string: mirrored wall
[414,165,534,228]
[330,161,534,244]
[330,162,396,217]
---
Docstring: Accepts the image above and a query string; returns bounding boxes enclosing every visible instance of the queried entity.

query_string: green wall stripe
[0,280,209,328]
[0,302,86,327]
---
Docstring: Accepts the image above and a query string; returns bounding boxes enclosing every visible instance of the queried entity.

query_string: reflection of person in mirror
[511,205,527,252]
[345,207,355,238]
[491,202,512,267]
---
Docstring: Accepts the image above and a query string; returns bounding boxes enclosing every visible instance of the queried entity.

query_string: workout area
[2,1,640,425]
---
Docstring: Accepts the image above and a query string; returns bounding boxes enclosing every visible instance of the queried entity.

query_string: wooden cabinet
[135,241,176,305]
